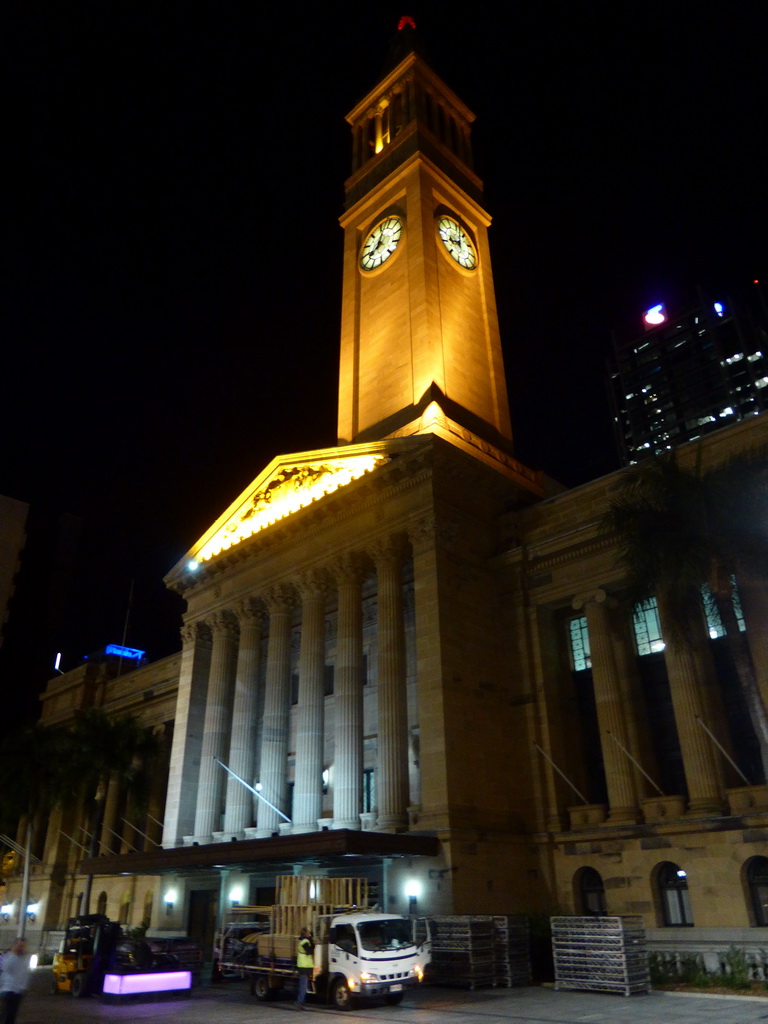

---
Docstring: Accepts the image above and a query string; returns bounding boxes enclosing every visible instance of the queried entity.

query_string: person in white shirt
[0,938,30,1024]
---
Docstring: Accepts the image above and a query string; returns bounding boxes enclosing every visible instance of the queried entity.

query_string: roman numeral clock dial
[360,216,403,270]
[437,215,477,270]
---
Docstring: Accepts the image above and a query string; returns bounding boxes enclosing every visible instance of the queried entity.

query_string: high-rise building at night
[610,288,768,464]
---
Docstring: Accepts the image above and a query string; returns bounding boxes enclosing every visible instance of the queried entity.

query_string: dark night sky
[2,3,766,725]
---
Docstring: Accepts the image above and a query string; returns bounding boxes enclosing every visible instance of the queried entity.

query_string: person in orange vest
[295,927,314,1009]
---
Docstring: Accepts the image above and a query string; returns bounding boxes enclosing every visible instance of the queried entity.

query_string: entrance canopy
[79,829,439,877]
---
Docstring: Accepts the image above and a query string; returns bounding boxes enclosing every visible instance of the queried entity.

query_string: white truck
[218,875,430,1010]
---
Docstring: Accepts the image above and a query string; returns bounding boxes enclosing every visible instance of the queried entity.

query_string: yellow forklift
[51,914,122,997]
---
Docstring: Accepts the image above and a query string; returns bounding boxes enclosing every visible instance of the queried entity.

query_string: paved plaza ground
[15,967,768,1024]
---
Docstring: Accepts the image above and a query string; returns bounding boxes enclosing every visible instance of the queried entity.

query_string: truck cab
[321,912,429,1009]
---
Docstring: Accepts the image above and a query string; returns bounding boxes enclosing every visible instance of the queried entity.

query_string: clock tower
[337,20,514,461]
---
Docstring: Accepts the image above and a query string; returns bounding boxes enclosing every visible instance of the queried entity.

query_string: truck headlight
[412,965,424,982]
[359,972,378,983]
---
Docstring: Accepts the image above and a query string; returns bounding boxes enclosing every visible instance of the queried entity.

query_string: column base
[212,830,244,843]
[360,812,378,831]
[278,823,293,836]
[243,827,277,840]
[604,806,640,826]
[330,818,361,831]
[374,813,408,832]
[290,821,321,834]
[182,834,212,847]
[685,796,726,817]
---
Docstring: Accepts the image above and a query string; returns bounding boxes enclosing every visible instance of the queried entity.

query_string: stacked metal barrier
[493,915,531,987]
[551,916,650,997]
[429,915,530,990]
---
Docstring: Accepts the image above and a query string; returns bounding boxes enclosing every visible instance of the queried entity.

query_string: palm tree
[603,449,768,781]
[0,725,73,937]
[69,708,157,914]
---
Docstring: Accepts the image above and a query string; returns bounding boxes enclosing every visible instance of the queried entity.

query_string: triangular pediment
[174,442,393,573]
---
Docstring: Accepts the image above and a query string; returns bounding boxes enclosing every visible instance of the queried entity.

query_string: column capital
[180,620,212,648]
[572,588,613,612]
[330,552,367,586]
[264,583,296,614]
[408,514,457,556]
[208,609,240,641]
[296,567,332,600]
[235,596,266,627]
[369,533,408,567]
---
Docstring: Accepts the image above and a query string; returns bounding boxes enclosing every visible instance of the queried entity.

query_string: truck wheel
[71,972,89,998]
[252,975,273,1001]
[332,978,355,1011]
[385,992,404,1005]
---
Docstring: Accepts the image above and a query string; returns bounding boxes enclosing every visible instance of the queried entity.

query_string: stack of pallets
[429,915,531,989]
[551,916,650,997]
[493,914,531,987]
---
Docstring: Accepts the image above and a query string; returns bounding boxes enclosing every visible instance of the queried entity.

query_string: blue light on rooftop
[105,643,146,660]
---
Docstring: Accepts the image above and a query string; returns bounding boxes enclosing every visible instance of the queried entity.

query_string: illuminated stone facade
[7,28,768,967]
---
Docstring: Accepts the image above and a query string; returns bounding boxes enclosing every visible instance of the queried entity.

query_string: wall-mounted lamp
[404,879,421,915]
[1,903,12,922]
[229,885,244,906]
[164,888,177,915]
[26,902,39,922]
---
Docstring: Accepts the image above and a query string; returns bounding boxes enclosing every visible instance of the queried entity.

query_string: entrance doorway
[188,889,218,961]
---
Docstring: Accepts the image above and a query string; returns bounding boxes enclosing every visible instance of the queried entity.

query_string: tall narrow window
[657,862,693,926]
[363,768,375,813]
[568,616,591,671]
[633,599,665,655]
[577,867,607,917]
[747,857,768,926]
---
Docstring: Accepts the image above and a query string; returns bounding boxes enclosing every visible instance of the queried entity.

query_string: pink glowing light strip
[102,970,192,995]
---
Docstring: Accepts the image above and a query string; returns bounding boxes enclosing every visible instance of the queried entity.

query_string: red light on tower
[643,303,667,329]
[398,15,416,30]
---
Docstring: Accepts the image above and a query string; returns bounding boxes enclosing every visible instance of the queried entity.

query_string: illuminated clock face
[437,216,477,269]
[360,216,403,270]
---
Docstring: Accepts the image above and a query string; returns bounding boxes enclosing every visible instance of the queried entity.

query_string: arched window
[747,857,768,926]
[657,862,693,926]
[119,892,131,924]
[577,867,607,917]
[96,891,108,916]
[143,890,154,929]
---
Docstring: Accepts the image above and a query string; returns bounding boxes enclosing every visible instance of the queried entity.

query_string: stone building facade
[4,26,768,966]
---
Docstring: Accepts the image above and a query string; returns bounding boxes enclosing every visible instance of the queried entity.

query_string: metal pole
[606,731,665,796]
[214,757,291,824]
[120,817,161,848]
[696,716,751,785]
[533,743,589,804]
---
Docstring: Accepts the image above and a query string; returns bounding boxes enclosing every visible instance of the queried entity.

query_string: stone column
[658,594,724,814]
[408,515,454,831]
[372,537,409,831]
[146,724,171,850]
[255,585,295,836]
[293,570,330,832]
[222,599,265,836]
[193,611,239,841]
[163,621,212,847]
[574,589,639,824]
[101,775,122,854]
[332,554,365,830]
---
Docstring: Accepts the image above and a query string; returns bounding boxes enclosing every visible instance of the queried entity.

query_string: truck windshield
[357,918,414,952]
